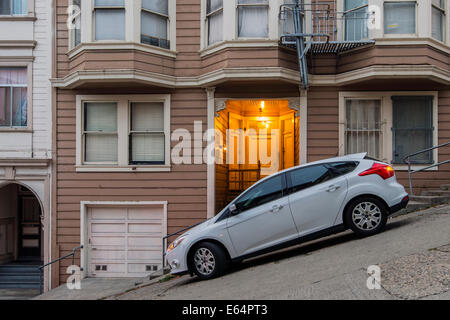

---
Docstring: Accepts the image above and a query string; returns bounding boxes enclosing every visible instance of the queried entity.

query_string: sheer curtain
[207,0,223,45]
[384,2,416,34]
[94,0,125,40]
[238,0,269,38]
[345,100,381,159]
[431,1,445,41]
[0,68,27,127]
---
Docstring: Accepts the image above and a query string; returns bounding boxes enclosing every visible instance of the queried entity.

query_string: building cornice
[0,40,37,49]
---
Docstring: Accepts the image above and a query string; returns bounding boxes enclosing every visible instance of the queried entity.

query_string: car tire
[344,197,388,237]
[190,242,228,280]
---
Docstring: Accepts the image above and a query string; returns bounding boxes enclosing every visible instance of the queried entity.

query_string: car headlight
[167,236,187,253]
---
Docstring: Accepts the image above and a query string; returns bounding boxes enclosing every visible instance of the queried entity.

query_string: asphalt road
[111,204,450,300]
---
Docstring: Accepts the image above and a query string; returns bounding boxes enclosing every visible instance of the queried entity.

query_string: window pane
[208,11,223,45]
[12,87,27,126]
[328,162,358,176]
[235,175,284,212]
[142,0,168,15]
[131,133,165,163]
[0,67,27,85]
[238,0,268,3]
[141,10,167,42]
[289,165,332,193]
[0,87,11,126]
[207,0,222,13]
[85,134,118,162]
[432,7,443,41]
[345,0,367,11]
[13,0,27,14]
[345,100,381,159]
[95,9,125,40]
[345,7,368,41]
[84,102,117,132]
[238,6,268,37]
[131,102,164,132]
[431,0,445,9]
[384,2,415,34]
[392,97,433,164]
[0,0,11,15]
[94,0,124,6]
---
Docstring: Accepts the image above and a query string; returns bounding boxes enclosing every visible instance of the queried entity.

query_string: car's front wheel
[190,242,228,280]
[345,197,388,237]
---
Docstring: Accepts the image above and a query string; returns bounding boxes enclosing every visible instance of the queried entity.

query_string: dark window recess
[141,35,170,49]
[327,162,359,177]
[95,265,107,271]
[392,96,434,164]
[234,174,285,213]
[287,165,333,193]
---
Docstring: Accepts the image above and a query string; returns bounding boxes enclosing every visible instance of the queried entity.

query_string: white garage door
[87,205,165,277]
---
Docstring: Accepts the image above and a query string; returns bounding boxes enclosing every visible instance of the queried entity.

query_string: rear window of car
[327,162,359,176]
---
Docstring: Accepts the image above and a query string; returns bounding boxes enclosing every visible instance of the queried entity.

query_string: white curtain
[432,7,444,41]
[84,103,118,162]
[0,67,27,85]
[141,10,167,40]
[384,2,415,34]
[208,10,223,45]
[238,0,269,38]
[95,9,125,40]
[130,103,165,163]
[345,100,381,159]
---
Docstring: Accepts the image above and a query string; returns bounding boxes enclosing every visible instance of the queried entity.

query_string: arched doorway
[0,183,43,291]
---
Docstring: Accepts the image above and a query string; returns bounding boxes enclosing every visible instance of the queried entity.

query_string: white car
[165,153,409,280]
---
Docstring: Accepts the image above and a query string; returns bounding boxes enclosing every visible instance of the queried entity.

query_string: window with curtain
[345,99,382,159]
[129,102,165,164]
[207,0,223,46]
[70,0,81,48]
[392,96,434,164]
[0,0,27,15]
[384,1,416,35]
[0,67,27,127]
[83,102,118,162]
[141,0,169,49]
[94,0,125,41]
[344,0,368,41]
[431,0,445,42]
[237,0,269,38]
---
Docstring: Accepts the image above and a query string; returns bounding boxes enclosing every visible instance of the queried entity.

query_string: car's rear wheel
[345,197,388,236]
[190,242,228,280]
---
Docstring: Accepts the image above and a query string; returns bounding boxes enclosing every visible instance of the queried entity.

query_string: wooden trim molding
[0,40,37,49]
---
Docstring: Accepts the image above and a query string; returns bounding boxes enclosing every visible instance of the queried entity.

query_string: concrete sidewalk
[35,203,450,300]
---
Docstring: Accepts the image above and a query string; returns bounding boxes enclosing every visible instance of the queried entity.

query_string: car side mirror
[229,204,238,215]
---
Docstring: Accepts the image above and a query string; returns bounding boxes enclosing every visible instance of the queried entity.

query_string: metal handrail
[38,245,83,294]
[403,142,450,195]
[162,221,206,269]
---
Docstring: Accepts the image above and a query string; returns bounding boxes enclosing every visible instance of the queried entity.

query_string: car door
[226,173,299,257]
[287,164,349,237]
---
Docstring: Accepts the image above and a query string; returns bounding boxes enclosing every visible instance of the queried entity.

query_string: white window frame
[73,0,176,53]
[69,0,82,49]
[431,0,446,42]
[0,62,32,132]
[382,0,418,37]
[339,91,438,171]
[93,0,126,41]
[140,0,170,49]
[236,0,270,39]
[76,94,171,172]
[343,0,369,41]
[206,0,224,46]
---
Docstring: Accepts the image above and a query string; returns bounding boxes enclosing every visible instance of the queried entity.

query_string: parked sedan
[166,153,409,280]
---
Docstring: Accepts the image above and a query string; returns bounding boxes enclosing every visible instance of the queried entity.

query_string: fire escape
[280,0,376,89]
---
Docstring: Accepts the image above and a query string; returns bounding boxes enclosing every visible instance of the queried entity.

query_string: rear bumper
[389,195,409,215]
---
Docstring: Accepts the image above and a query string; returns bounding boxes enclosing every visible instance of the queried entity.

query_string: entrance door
[281,116,295,170]
[18,197,41,258]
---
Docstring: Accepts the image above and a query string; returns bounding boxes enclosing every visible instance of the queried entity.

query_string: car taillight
[359,163,395,180]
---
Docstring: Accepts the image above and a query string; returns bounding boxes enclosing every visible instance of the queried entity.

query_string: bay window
[384,1,416,35]
[344,0,369,41]
[141,0,169,49]
[207,0,223,45]
[0,68,27,128]
[237,0,269,38]
[94,0,125,41]
[0,0,27,15]
[431,0,445,42]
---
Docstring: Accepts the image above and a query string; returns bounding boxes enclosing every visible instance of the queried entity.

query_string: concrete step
[0,274,41,282]
[421,190,450,197]
[405,201,431,212]
[409,195,450,205]
[440,184,450,191]
[0,266,40,274]
[0,282,41,289]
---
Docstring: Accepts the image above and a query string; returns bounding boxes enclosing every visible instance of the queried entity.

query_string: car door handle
[326,185,341,192]
[270,204,284,213]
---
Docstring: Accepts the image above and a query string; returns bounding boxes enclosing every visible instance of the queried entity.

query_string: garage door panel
[87,205,165,278]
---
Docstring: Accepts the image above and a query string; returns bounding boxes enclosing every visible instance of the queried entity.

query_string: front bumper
[389,195,409,215]
[166,247,189,275]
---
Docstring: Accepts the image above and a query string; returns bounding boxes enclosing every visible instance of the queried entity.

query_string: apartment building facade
[48,0,450,288]
[0,0,52,289]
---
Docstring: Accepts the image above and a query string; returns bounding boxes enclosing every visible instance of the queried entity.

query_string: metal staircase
[280,0,375,89]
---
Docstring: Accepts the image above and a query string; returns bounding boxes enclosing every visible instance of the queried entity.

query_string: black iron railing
[38,245,83,294]
[403,142,450,195]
